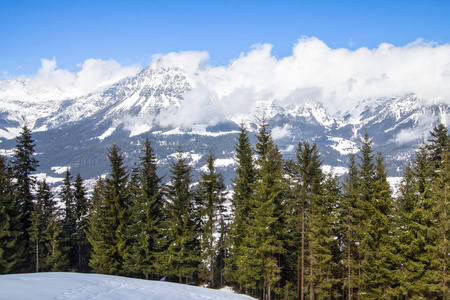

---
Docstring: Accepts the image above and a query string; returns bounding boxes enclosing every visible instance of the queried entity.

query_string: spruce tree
[164,148,200,283]
[29,180,67,272]
[87,144,130,275]
[285,140,323,300]
[0,156,24,274]
[427,124,449,170]
[228,123,256,290]
[125,138,165,279]
[243,121,285,300]
[73,173,90,272]
[432,148,450,299]
[341,153,363,300]
[197,149,227,286]
[412,139,442,298]
[362,148,396,299]
[315,173,341,300]
[11,124,39,272]
[396,162,430,299]
[60,169,77,270]
[354,131,377,299]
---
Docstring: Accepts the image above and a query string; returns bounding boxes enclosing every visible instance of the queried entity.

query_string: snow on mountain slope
[1,64,449,183]
[0,67,191,139]
[0,273,255,300]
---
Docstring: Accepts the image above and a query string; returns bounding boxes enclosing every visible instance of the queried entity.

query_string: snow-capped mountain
[0,66,448,184]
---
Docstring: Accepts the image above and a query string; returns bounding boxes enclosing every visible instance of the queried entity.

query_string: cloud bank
[1,37,450,127]
[150,37,450,126]
[0,58,140,101]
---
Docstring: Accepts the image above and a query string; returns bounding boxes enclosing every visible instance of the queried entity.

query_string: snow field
[0,272,256,300]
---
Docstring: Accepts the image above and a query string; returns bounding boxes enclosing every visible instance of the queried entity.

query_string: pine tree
[87,144,130,275]
[164,148,200,283]
[73,173,90,272]
[0,156,24,274]
[197,149,227,286]
[228,123,256,290]
[125,138,165,279]
[11,124,39,272]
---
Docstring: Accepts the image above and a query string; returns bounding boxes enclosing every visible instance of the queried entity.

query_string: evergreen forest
[2,122,450,300]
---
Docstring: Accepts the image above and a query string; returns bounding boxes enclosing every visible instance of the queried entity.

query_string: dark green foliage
[228,124,256,289]
[164,148,200,283]
[396,162,431,299]
[60,169,77,270]
[427,124,449,170]
[11,124,39,272]
[315,173,342,300]
[241,121,285,299]
[341,153,364,299]
[361,148,396,299]
[87,144,130,275]
[0,156,24,274]
[125,138,165,279]
[197,149,227,285]
[73,173,90,272]
[285,140,324,300]
[29,180,67,272]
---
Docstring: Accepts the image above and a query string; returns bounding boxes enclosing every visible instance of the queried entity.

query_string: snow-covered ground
[0,272,255,300]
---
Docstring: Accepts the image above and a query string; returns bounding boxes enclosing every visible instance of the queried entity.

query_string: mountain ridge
[0,66,448,184]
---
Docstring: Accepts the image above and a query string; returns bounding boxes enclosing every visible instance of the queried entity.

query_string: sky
[1,0,450,130]
[1,0,450,77]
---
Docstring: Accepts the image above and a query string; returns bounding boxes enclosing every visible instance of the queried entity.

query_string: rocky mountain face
[0,66,448,185]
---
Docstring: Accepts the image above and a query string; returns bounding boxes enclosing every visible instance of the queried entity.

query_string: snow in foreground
[0,272,256,300]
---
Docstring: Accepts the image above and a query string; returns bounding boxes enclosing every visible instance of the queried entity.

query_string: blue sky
[1,0,449,77]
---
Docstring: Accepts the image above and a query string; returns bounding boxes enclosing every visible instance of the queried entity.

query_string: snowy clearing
[0,272,256,300]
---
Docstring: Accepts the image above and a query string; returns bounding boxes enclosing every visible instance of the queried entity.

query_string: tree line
[1,122,450,300]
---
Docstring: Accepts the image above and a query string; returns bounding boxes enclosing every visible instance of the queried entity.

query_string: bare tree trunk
[445,182,447,300]
[301,198,305,300]
[310,202,315,300]
[78,241,81,272]
[36,240,39,273]
[297,253,301,300]
[348,205,352,300]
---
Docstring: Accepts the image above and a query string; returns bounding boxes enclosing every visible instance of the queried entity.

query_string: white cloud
[2,37,450,129]
[0,58,140,101]
[152,37,450,127]
[272,124,292,140]
[393,112,443,145]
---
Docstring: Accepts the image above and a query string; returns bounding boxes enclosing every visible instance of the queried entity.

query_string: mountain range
[0,65,448,186]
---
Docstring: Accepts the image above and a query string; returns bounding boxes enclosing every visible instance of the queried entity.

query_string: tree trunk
[297,252,301,300]
[78,241,81,272]
[301,198,305,300]
[310,202,315,300]
[348,205,352,300]
[36,240,39,273]
[444,182,447,300]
